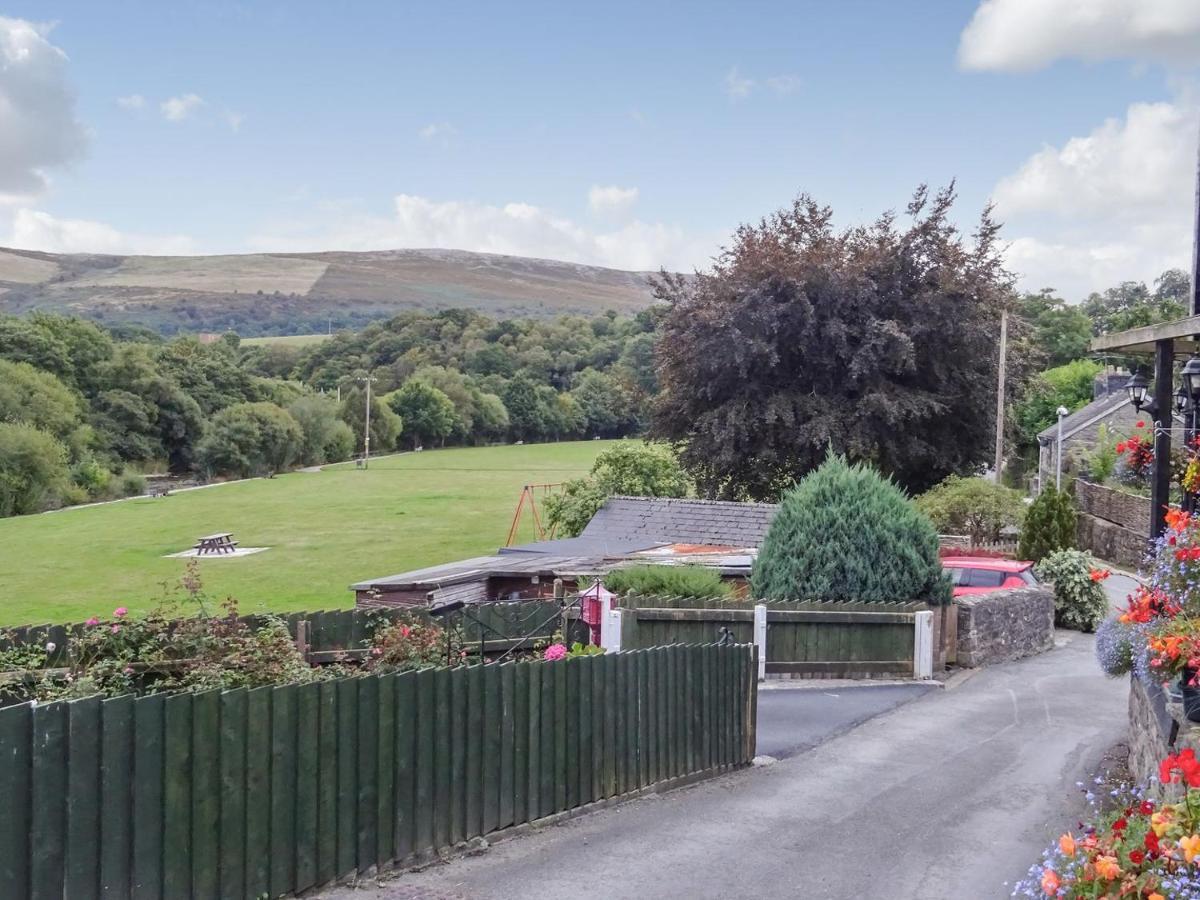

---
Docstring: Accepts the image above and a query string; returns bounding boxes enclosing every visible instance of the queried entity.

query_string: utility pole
[993,309,1008,480]
[358,375,377,468]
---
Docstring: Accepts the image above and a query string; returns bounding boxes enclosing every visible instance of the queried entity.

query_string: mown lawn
[0,441,613,626]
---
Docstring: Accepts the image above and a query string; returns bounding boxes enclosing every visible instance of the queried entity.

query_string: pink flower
[111,624,121,634]
[123,666,134,675]
[85,616,99,626]
[113,607,128,618]
[543,643,568,662]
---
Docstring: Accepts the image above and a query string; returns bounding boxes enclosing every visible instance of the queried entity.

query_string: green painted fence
[615,595,924,677]
[0,601,570,669]
[0,643,756,900]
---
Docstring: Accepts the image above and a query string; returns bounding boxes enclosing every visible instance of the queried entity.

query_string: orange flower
[1089,568,1111,582]
[1150,894,1165,900]
[1040,868,1060,895]
[1180,833,1200,863]
[1167,508,1192,532]
[1058,833,1075,857]
[1093,855,1121,880]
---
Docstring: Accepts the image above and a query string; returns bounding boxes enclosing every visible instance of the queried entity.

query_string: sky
[1,0,1200,300]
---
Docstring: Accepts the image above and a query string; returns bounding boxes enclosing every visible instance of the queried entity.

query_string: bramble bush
[1035,549,1110,632]
[751,454,950,604]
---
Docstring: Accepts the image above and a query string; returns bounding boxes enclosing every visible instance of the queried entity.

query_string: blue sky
[1,0,1199,299]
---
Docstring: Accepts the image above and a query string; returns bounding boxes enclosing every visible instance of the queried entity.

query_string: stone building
[1036,372,1135,493]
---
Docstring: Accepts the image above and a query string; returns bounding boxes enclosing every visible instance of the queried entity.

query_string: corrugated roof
[1036,393,1128,442]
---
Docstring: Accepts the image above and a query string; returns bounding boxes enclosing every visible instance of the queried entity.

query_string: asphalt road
[756,682,935,759]
[326,627,1127,900]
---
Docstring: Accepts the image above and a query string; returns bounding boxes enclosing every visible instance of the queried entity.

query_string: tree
[1083,271,1187,335]
[1017,487,1076,562]
[751,454,950,604]
[1015,290,1093,368]
[545,442,691,537]
[338,386,402,455]
[653,185,1010,500]
[472,391,509,442]
[915,475,1026,544]
[1013,359,1102,447]
[502,375,544,441]
[0,359,83,443]
[0,423,69,517]
[288,395,355,465]
[387,381,457,449]
[196,402,304,477]
[571,368,637,437]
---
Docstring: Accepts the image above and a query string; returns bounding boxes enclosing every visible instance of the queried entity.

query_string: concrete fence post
[913,610,934,680]
[600,606,623,653]
[753,604,768,681]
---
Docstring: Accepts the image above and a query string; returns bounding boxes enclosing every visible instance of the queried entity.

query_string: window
[1018,568,1039,587]
[964,568,1006,588]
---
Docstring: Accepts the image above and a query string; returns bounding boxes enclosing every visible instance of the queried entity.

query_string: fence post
[913,610,934,680]
[600,607,623,653]
[752,605,767,682]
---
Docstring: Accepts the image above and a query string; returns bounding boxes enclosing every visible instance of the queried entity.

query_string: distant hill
[0,246,661,335]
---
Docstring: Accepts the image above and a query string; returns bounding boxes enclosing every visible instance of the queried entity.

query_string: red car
[942,557,1039,597]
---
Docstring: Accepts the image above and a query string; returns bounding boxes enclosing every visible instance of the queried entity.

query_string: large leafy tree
[0,423,70,517]
[196,402,304,477]
[387,380,457,449]
[1083,269,1188,335]
[653,185,1010,499]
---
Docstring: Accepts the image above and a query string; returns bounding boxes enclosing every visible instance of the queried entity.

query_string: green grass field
[0,441,613,626]
[240,333,333,347]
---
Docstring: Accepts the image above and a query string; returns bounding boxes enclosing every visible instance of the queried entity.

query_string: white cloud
[588,185,639,215]
[116,94,145,110]
[960,0,1200,71]
[0,17,87,195]
[3,207,196,255]
[992,98,1197,296]
[246,193,716,272]
[765,74,803,95]
[724,67,754,100]
[418,122,456,141]
[160,93,205,122]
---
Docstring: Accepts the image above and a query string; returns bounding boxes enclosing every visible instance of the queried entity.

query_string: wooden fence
[0,643,756,900]
[606,595,931,679]
[0,601,572,669]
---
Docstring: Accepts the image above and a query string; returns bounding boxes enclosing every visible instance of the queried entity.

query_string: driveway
[324,628,1126,900]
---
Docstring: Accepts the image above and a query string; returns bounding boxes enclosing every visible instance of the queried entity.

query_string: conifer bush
[1016,486,1076,563]
[750,455,951,604]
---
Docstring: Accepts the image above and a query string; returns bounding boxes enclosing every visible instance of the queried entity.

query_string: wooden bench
[194,533,238,555]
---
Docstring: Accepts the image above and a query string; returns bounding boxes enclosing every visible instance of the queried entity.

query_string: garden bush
[602,564,731,599]
[1017,486,1076,563]
[751,454,950,604]
[1034,549,1109,632]
[915,475,1025,544]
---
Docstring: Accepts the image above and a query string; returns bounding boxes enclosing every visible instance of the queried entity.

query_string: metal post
[994,309,1008,479]
[358,374,377,468]
[1152,339,1175,542]
[1055,406,1068,491]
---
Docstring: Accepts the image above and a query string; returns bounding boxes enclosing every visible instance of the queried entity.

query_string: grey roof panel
[579,496,778,547]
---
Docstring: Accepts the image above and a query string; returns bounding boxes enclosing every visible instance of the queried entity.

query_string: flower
[1138,420,1147,428]
[44,642,56,653]
[1150,894,1165,900]
[1058,833,1075,856]
[1128,849,1145,865]
[85,616,99,626]
[1089,568,1111,582]
[1161,749,1200,788]
[113,607,128,618]
[111,624,120,634]
[543,643,568,661]
[122,665,134,675]
[1181,833,1200,863]
[1093,855,1120,879]
[1040,868,1060,895]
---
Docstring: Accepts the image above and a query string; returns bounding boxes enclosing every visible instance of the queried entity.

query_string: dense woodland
[0,307,660,517]
[0,190,1189,518]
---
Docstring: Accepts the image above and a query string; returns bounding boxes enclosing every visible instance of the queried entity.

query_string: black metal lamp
[1177,385,1191,415]
[1183,354,1200,402]
[1127,370,1151,411]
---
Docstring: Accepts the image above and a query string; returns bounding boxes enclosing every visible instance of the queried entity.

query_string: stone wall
[1128,676,1174,789]
[955,586,1055,667]
[1076,514,1148,570]
[1074,480,1155,569]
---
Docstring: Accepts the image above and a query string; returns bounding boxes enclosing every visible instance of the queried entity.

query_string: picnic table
[194,532,239,555]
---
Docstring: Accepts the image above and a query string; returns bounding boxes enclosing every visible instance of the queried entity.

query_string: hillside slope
[0,246,660,334]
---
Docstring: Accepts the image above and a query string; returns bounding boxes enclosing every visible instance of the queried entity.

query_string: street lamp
[1127,369,1152,412]
[1182,354,1200,402]
[1055,405,1070,491]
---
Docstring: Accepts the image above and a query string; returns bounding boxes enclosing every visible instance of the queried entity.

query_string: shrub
[751,454,950,604]
[1034,549,1109,632]
[196,401,304,477]
[1017,486,1076,562]
[1094,615,1140,677]
[119,471,147,496]
[362,617,451,672]
[545,441,690,537]
[602,564,731,599]
[0,423,70,516]
[1083,422,1117,483]
[915,475,1025,544]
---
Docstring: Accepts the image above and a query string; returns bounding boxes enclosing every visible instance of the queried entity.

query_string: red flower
[1117,441,1128,454]
[1112,817,1128,832]
[1137,420,1147,428]
[1140,801,1155,815]
[1128,849,1145,865]
[1145,830,1160,855]
[1160,748,1200,787]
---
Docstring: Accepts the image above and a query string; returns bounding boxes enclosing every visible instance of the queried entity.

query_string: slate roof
[578,496,778,549]
[1035,393,1127,443]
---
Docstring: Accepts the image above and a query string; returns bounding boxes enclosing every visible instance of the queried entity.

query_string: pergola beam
[1089,314,1200,355]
